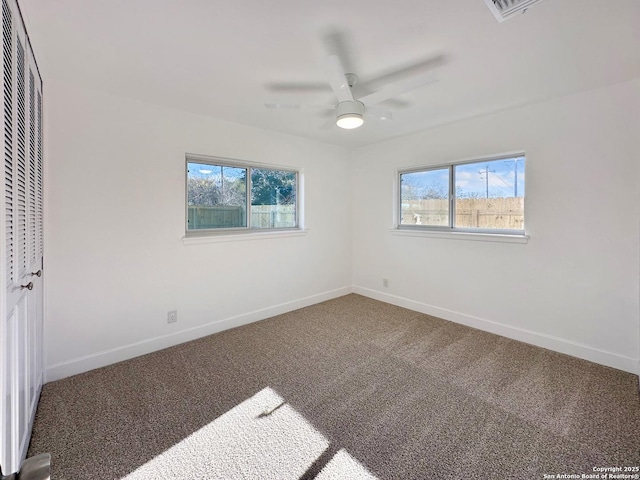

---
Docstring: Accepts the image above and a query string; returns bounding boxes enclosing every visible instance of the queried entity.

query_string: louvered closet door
[0,0,44,474]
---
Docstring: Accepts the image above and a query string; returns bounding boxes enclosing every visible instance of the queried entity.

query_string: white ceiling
[19,0,640,148]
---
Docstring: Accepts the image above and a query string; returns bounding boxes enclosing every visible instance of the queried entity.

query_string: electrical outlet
[167,310,177,324]
[383,278,389,288]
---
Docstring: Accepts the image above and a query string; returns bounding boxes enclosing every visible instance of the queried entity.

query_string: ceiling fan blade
[323,55,355,103]
[321,28,357,74]
[364,54,447,91]
[365,106,392,121]
[265,103,335,111]
[350,82,411,109]
[358,73,438,106]
[319,117,337,130]
[264,81,330,94]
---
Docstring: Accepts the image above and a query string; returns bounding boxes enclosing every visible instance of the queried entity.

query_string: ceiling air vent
[483,0,545,22]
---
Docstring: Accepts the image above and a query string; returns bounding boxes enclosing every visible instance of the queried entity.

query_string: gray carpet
[27,294,640,479]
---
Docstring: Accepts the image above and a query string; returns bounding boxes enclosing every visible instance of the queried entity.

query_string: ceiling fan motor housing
[336,100,365,129]
[336,100,364,119]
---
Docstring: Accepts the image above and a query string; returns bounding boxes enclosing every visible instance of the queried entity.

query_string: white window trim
[183,228,308,245]
[184,153,304,240]
[390,228,528,244]
[394,152,527,241]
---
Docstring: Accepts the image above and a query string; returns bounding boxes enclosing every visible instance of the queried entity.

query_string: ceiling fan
[265,32,445,130]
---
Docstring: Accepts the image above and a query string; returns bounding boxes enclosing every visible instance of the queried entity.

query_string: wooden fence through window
[401,197,524,230]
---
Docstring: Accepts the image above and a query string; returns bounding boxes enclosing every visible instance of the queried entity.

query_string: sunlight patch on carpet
[121,387,329,480]
[316,449,379,480]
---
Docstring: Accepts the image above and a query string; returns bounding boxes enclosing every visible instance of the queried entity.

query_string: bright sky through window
[399,155,525,233]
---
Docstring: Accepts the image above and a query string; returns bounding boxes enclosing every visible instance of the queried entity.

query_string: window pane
[400,168,449,226]
[187,163,247,229]
[454,157,525,230]
[250,168,297,229]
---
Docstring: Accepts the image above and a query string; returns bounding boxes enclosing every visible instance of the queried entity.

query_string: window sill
[183,228,308,245]
[390,228,529,244]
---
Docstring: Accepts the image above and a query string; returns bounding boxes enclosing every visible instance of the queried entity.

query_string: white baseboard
[46,285,640,382]
[45,286,353,383]
[353,286,640,376]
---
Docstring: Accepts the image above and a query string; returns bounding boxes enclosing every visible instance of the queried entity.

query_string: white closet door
[0,0,44,474]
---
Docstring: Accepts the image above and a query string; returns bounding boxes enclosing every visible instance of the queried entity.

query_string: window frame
[185,153,301,237]
[397,153,526,237]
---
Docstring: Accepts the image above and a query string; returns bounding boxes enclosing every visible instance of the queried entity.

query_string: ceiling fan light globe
[336,113,364,129]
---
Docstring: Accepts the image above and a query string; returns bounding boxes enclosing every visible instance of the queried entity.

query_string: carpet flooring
[27,294,640,479]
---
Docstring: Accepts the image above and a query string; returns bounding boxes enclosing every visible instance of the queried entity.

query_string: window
[186,155,298,234]
[399,155,525,234]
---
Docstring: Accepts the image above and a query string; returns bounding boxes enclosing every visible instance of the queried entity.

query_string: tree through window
[186,157,298,232]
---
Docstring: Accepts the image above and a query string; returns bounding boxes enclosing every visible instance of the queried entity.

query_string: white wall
[44,78,640,381]
[44,81,352,381]
[350,79,640,374]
